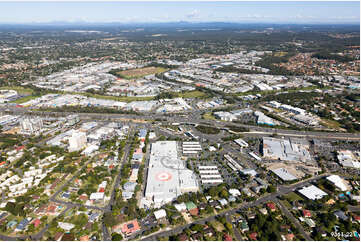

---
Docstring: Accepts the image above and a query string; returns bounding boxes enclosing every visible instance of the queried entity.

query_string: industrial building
[271,168,297,181]
[262,137,312,162]
[144,141,199,208]
[254,111,275,126]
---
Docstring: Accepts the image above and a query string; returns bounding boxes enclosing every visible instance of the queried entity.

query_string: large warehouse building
[262,137,312,162]
[144,141,199,208]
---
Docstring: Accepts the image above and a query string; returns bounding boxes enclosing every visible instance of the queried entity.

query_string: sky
[0,1,359,24]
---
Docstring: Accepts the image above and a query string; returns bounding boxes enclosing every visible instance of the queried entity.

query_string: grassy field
[177,90,206,99]
[0,86,34,94]
[274,51,288,57]
[202,112,216,120]
[284,192,303,202]
[320,118,341,130]
[116,67,167,79]
[82,92,154,102]
[11,95,40,104]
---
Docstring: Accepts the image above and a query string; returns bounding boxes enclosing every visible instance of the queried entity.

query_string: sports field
[116,67,167,79]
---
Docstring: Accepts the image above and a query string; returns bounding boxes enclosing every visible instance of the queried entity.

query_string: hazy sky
[0,1,359,24]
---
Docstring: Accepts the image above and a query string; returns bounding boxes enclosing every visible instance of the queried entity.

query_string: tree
[111,233,123,241]
[267,185,276,193]
[220,189,229,199]
[103,212,118,227]
[190,224,204,232]
[225,222,233,232]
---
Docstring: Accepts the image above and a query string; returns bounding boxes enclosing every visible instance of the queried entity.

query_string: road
[141,173,329,241]
[225,212,242,241]
[276,198,313,241]
[102,126,135,241]
[1,107,359,141]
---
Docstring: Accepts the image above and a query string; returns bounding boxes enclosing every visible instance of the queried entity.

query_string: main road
[1,107,359,141]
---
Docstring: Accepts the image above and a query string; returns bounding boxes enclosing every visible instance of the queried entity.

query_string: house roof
[267,202,276,210]
[302,210,311,217]
[224,233,232,241]
[31,218,41,227]
[177,233,188,241]
[61,233,75,241]
[249,232,258,240]
[154,209,167,220]
[174,203,187,212]
[79,235,89,241]
[189,208,199,216]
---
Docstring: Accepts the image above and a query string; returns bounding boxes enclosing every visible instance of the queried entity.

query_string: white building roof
[326,175,349,191]
[58,222,75,231]
[229,189,241,197]
[145,141,198,207]
[154,209,167,220]
[298,185,327,200]
[272,168,297,181]
[174,203,187,212]
[90,192,104,200]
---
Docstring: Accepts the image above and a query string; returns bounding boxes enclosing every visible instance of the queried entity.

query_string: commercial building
[254,111,275,126]
[68,131,87,152]
[214,111,237,122]
[298,185,327,200]
[272,168,297,181]
[326,175,350,191]
[144,141,198,208]
[337,150,360,168]
[20,117,43,135]
[262,137,312,162]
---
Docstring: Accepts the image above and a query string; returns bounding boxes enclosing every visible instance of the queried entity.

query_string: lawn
[0,86,34,94]
[320,118,341,130]
[11,95,40,104]
[202,112,216,120]
[82,92,154,102]
[274,52,288,57]
[116,67,167,79]
[83,90,205,103]
[284,192,303,202]
[177,90,206,99]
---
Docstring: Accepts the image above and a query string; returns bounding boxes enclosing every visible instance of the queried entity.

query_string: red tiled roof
[249,232,258,240]
[79,235,89,241]
[189,208,199,216]
[303,210,311,218]
[31,219,41,227]
[47,205,56,213]
[286,233,295,241]
[15,145,25,151]
[266,202,276,210]
[224,234,232,241]
[121,219,140,235]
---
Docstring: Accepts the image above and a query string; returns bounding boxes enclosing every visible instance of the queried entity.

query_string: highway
[1,106,359,141]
